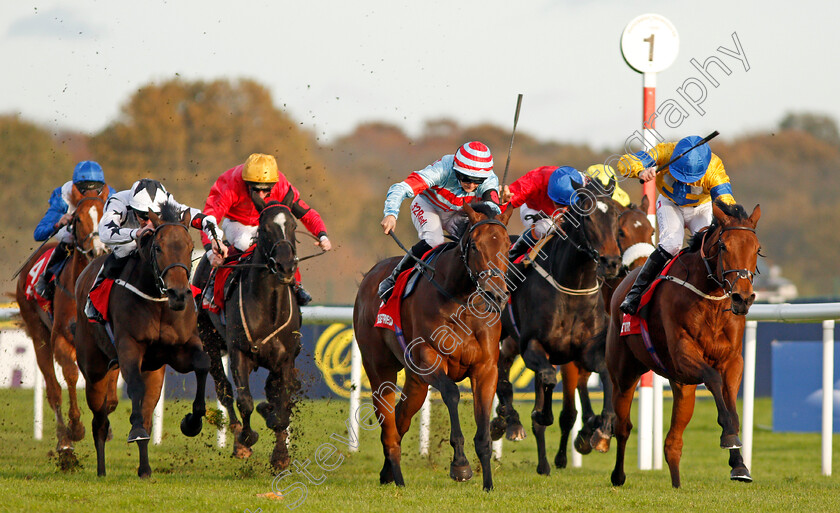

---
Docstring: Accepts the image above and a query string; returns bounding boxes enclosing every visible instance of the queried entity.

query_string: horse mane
[468,201,500,220]
[158,201,183,223]
[686,200,749,252]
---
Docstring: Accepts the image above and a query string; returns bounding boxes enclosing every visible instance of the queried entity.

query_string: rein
[71,196,105,256]
[700,225,758,293]
[148,222,192,296]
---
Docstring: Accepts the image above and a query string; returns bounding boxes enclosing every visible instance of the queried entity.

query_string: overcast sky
[2,0,837,150]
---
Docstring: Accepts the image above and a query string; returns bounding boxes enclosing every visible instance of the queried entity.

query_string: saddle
[203,246,255,314]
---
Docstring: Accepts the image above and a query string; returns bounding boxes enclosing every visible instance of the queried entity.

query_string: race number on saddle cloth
[23,247,57,312]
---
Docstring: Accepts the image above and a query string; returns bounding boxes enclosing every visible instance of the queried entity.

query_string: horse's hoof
[611,469,626,487]
[536,460,551,476]
[449,463,473,482]
[271,448,291,471]
[506,423,527,441]
[56,448,80,472]
[232,443,253,459]
[70,422,85,442]
[138,467,152,479]
[239,429,259,447]
[127,426,150,443]
[720,434,742,449]
[730,466,753,482]
[554,451,567,469]
[180,413,204,437]
[574,433,593,455]
[591,429,611,453]
[490,417,506,441]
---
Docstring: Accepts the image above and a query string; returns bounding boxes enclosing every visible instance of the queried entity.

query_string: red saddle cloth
[24,248,56,313]
[373,266,412,336]
[88,279,116,322]
[620,251,684,334]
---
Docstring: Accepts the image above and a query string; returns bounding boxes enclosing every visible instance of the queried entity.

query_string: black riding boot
[619,245,672,315]
[508,229,538,262]
[85,253,129,324]
[34,241,70,300]
[378,240,432,301]
[294,284,313,306]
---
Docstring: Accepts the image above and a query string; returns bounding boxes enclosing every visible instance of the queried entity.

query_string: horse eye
[154,245,162,253]
[618,229,626,238]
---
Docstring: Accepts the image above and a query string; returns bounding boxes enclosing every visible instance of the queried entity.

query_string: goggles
[455,172,486,185]
[76,181,104,193]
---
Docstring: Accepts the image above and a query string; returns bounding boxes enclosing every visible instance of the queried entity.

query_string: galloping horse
[490,179,622,476]
[554,196,656,461]
[197,199,301,470]
[75,202,210,477]
[355,203,514,491]
[15,186,108,462]
[607,201,761,488]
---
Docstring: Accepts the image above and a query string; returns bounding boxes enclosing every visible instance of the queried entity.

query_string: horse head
[146,202,194,311]
[617,195,655,271]
[460,202,514,309]
[707,202,762,315]
[563,179,622,278]
[254,198,298,281]
[70,186,109,258]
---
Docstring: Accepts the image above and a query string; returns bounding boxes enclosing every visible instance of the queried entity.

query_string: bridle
[147,222,192,296]
[256,203,298,284]
[699,224,760,294]
[71,196,105,256]
[458,217,509,304]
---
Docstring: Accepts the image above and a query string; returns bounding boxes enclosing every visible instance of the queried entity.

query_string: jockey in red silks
[378,141,500,300]
[199,153,332,305]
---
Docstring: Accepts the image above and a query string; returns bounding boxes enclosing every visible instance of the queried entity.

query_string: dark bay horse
[197,199,301,470]
[555,196,656,459]
[355,203,514,491]
[490,180,622,476]
[15,186,108,462]
[75,202,209,477]
[607,201,762,488]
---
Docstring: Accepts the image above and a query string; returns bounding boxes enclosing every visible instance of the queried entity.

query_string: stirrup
[295,286,312,306]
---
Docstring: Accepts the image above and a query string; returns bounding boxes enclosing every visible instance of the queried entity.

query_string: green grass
[1,388,839,512]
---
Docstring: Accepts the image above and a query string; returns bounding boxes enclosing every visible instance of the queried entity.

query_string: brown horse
[354,203,513,491]
[555,196,656,460]
[196,199,302,470]
[607,201,761,488]
[15,186,108,462]
[75,201,210,477]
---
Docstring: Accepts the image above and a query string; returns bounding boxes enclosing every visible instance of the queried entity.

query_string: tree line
[2,78,838,301]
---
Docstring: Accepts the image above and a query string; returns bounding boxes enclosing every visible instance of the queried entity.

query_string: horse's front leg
[521,338,555,475]
[721,357,752,483]
[261,352,300,471]
[136,367,165,478]
[556,363,581,469]
[590,366,615,453]
[230,348,259,449]
[201,312,242,441]
[700,362,742,449]
[469,361,498,491]
[491,336,526,442]
[119,339,150,444]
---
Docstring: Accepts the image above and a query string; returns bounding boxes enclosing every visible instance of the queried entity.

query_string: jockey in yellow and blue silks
[33,161,115,300]
[615,135,736,315]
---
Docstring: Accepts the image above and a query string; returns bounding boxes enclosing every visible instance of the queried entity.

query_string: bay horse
[15,186,108,463]
[196,199,301,470]
[607,201,761,488]
[553,196,656,461]
[354,203,514,491]
[75,201,210,477]
[490,179,622,476]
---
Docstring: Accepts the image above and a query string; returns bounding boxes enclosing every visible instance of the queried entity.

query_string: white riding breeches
[656,194,713,256]
[409,195,465,247]
[222,218,258,251]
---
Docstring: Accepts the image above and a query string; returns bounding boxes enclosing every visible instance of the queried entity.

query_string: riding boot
[85,253,129,324]
[508,229,538,262]
[378,240,433,301]
[619,245,672,315]
[34,241,70,300]
[294,284,313,306]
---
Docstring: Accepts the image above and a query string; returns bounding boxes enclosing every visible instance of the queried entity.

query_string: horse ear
[99,184,109,201]
[712,202,727,225]
[180,209,191,226]
[462,202,479,225]
[148,209,162,227]
[748,204,761,227]
[70,184,84,206]
[252,191,267,213]
[498,205,514,225]
[640,194,650,213]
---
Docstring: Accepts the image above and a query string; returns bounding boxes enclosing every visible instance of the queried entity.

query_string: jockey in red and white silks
[378,141,501,300]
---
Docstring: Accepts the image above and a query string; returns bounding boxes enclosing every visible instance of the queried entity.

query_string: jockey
[84,178,224,323]
[501,165,587,261]
[198,153,331,306]
[585,164,631,207]
[33,161,114,300]
[378,141,501,300]
[616,135,736,315]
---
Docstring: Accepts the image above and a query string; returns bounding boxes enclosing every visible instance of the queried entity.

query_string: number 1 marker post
[620,13,679,472]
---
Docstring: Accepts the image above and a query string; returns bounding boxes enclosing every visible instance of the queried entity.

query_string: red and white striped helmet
[453,141,494,178]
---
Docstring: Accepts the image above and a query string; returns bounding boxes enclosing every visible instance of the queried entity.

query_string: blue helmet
[547,166,584,206]
[72,161,105,184]
[669,136,711,183]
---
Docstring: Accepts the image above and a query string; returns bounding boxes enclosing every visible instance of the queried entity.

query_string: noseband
[148,222,192,295]
[700,225,759,294]
[459,217,508,302]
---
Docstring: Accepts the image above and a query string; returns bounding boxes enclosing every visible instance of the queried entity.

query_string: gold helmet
[586,164,631,207]
[242,153,279,183]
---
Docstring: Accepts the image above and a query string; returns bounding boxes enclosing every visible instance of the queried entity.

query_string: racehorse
[15,186,108,463]
[553,196,656,462]
[196,199,301,470]
[489,179,622,476]
[607,201,761,488]
[354,203,514,491]
[75,201,209,477]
